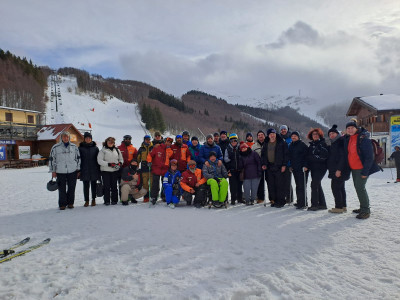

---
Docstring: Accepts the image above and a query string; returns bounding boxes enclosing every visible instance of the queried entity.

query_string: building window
[5,112,13,122]
[27,115,34,124]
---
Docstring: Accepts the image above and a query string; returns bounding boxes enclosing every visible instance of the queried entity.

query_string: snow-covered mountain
[45,75,148,146]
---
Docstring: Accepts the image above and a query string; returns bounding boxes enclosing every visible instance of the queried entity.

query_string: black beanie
[291,131,300,139]
[191,136,199,142]
[345,121,358,129]
[328,124,340,135]
[257,130,265,136]
[84,132,92,139]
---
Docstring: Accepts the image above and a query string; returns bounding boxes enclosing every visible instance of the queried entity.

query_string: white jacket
[97,146,124,172]
[49,142,81,174]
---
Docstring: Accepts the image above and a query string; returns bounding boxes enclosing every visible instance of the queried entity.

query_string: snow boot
[329,208,344,213]
[257,199,264,204]
[318,206,327,210]
[342,207,347,212]
[151,198,157,205]
[143,197,149,203]
[356,212,370,219]
[307,206,319,211]
[168,203,175,209]
[91,199,96,207]
[59,206,66,210]
[352,209,361,214]
[122,201,129,206]
[84,201,89,207]
[67,204,74,209]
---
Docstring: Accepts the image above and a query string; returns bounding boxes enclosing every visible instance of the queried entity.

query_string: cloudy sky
[1,0,400,104]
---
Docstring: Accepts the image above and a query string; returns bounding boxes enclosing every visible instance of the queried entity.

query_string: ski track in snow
[1,167,400,299]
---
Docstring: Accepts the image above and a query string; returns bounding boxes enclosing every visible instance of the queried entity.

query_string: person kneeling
[202,151,229,205]
[120,160,147,205]
[163,159,182,209]
[180,160,207,208]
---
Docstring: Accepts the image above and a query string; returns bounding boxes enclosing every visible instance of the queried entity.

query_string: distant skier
[389,145,400,182]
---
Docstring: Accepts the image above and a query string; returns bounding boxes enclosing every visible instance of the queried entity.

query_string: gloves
[108,163,120,170]
[108,163,116,167]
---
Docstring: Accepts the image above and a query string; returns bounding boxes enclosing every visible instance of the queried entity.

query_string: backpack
[371,139,384,164]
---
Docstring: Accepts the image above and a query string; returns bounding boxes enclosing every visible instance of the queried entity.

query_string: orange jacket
[168,143,191,172]
[180,168,207,193]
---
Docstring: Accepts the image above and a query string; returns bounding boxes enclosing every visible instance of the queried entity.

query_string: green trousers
[351,169,370,213]
[207,178,229,202]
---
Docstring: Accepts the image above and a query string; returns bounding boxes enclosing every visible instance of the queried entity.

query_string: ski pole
[148,164,152,207]
[303,167,307,208]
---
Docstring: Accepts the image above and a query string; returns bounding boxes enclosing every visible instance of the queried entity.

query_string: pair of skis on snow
[0,237,50,264]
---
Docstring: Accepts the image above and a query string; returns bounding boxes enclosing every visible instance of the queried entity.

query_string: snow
[1,167,400,299]
[360,94,400,111]
[45,76,148,146]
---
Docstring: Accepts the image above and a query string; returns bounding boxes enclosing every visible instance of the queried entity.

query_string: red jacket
[147,144,169,176]
[168,143,191,172]
[118,142,138,168]
[180,168,206,193]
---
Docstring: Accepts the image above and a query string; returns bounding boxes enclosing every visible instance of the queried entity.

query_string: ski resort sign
[390,115,400,152]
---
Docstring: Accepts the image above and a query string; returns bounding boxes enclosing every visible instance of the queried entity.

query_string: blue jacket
[199,142,223,170]
[189,144,202,167]
[163,169,182,188]
[343,128,381,176]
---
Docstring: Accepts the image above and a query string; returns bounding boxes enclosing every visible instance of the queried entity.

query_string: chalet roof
[0,106,42,114]
[347,94,400,116]
[37,124,83,141]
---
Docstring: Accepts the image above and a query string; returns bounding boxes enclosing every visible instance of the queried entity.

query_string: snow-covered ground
[45,75,147,146]
[1,167,399,299]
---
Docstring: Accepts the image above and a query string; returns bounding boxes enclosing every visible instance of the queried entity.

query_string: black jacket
[343,127,381,176]
[78,142,100,181]
[327,136,350,181]
[261,134,289,171]
[289,140,308,172]
[121,165,143,190]
[224,144,244,172]
[306,138,328,171]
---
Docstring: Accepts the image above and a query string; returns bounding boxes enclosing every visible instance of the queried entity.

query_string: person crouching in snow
[163,159,182,209]
[202,151,229,206]
[120,160,147,205]
[180,160,207,208]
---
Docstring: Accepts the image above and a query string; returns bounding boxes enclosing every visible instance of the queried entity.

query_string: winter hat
[191,136,199,142]
[175,135,183,140]
[213,132,220,137]
[240,142,248,150]
[291,131,300,139]
[328,124,339,135]
[345,120,358,129]
[165,137,173,143]
[209,151,217,158]
[83,132,92,139]
[188,160,196,166]
[220,130,228,136]
[154,131,161,137]
[267,128,276,136]
[123,134,132,140]
[170,159,178,166]
[206,134,214,140]
[246,132,253,138]
[229,133,238,140]
[279,125,288,131]
[182,130,190,137]
[257,130,265,136]
[144,134,151,140]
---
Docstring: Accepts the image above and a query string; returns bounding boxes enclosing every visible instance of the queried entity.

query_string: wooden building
[347,94,400,165]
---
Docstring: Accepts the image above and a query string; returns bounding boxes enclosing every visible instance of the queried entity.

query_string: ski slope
[0,167,399,299]
[45,75,147,146]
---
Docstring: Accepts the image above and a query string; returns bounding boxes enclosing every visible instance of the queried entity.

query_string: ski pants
[150,174,161,199]
[282,168,293,203]
[331,178,347,209]
[243,178,260,203]
[396,163,400,180]
[229,170,243,204]
[292,170,308,207]
[207,178,228,202]
[266,168,285,206]
[257,170,266,201]
[57,171,77,208]
[310,168,327,208]
[83,180,97,202]
[351,169,370,213]
[163,184,180,204]
[182,184,207,206]
[101,171,119,204]
[141,171,152,198]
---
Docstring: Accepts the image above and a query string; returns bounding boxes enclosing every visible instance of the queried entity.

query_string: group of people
[49,120,390,219]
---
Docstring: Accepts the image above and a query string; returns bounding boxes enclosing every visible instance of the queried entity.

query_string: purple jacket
[240,148,262,180]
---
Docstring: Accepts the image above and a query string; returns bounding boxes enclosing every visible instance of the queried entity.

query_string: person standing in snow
[97,137,124,205]
[167,135,191,173]
[199,134,223,170]
[202,151,229,205]
[245,132,255,148]
[343,120,381,219]
[217,130,230,164]
[213,132,220,144]
[261,128,288,208]
[224,133,244,205]
[389,146,400,182]
[288,131,309,209]
[279,125,293,204]
[182,130,192,147]
[239,142,262,205]
[49,131,81,210]
[188,136,202,168]
[137,135,153,203]
[252,130,267,203]
[326,125,350,213]
[118,135,138,168]
[304,128,328,211]
[78,132,100,207]
[163,159,182,208]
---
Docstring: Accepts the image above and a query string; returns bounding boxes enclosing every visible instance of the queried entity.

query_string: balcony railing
[0,122,43,140]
